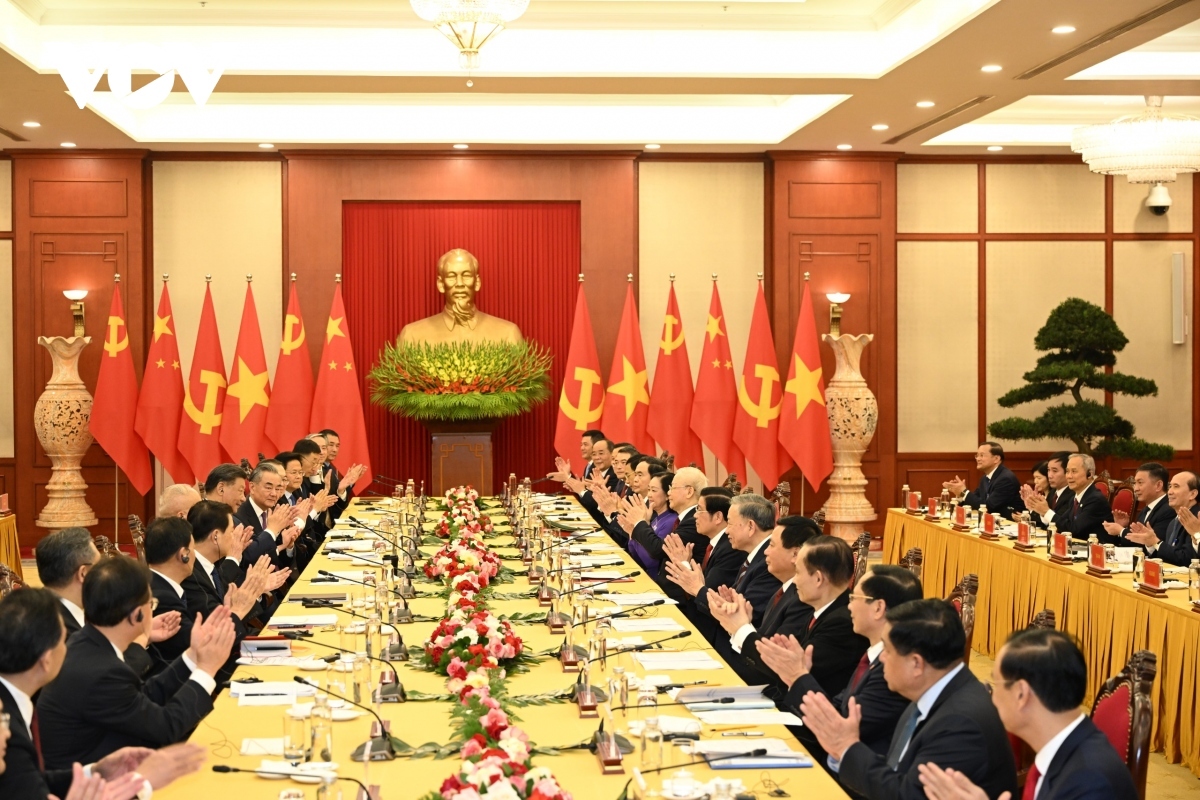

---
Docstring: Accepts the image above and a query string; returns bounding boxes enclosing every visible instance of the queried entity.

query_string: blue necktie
[886,704,921,769]
[211,566,223,597]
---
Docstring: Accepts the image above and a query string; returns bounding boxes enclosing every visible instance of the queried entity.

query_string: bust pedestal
[34,336,99,532]
[821,333,878,543]
[425,420,496,496]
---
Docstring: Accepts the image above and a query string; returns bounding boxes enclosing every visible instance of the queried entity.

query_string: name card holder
[560,642,586,672]
[905,492,922,515]
[1137,559,1168,598]
[595,739,624,774]
[576,684,599,718]
[1013,522,1036,552]
[1048,533,1073,565]
[924,498,940,522]
[950,505,971,532]
[0,493,10,516]
[1085,543,1112,578]
[979,513,999,541]
[537,580,557,607]
[1192,601,1200,615]
[546,608,570,634]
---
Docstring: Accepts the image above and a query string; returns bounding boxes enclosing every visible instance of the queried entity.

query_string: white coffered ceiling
[1,0,1199,152]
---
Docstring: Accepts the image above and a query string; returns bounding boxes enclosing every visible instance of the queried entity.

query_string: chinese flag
[554,283,605,476]
[600,284,654,454]
[310,282,372,494]
[90,280,153,495]
[733,283,792,490]
[690,282,745,480]
[647,284,704,469]
[779,281,833,492]
[135,281,193,484]
[219,281,273,463]
[265,280,314,453]
[177,283,230,481]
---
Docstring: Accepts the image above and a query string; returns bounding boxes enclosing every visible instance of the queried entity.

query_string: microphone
[573,599,665,627]
[612,695,733,712]
[338,552,396,572]
[281,631,407,672]
[294,676,397,761]
[348,516,421,545]
[317,569,412,603]
[554,571,640,597]
[303,599,409,643]
[535,532,592,554]
[374,474,407,486]
[213,765,371,795]
[608,630,691,654]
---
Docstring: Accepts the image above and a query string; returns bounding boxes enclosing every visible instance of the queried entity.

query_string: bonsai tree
[988,298,1174,461]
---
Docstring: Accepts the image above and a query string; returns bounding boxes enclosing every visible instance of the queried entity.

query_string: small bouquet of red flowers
[425,538,501,586]
[422,610,524,676]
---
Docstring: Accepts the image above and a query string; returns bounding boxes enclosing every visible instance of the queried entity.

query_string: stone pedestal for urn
[821,333,878,543]
[34,336,99,531]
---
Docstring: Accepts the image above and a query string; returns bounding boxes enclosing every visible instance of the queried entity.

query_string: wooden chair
[659,451,676,472]
[850,532,871,589]
[1094,469,1112,501]
[128,515,148,565]
[93,535,118,558]
[900,547,923,581]
[772,481,791,519]
[811,508,827,532]
[241,457,255,474]
[722,473,742,495]
[0,563,21,598]
[1027,609,1056,630]
[1109,479,1136,518]
[946,574,978,665]
[1091,649,1156,800]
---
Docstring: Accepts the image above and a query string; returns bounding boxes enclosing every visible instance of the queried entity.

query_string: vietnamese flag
[780,280,833,492]
[554,282,605,476]
[690,281,745,480]
[310,281,372,493]
[135,281,193,484]
[733,282,792,490]
[647,284,704,469]
[265,279,314,453]
[90,279,153,495]
[219,280,273,463]
[177,282,230,480]
[600,284,654,454]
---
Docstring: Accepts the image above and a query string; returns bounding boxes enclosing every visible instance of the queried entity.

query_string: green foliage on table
[368,339,552,421]
[988,298,1173,460]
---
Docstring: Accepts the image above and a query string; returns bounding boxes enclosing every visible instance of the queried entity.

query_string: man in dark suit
[800,599,1017,800]
[547,429,606,484]
[1125,471,1200,566]
[235,461,301,574]
[1019,452,1072,529]
[919,629,1136,800]
[695,494,782,660]
[312,430,367,523]
[1025,453,1113,543]
[0,588,207,800]
[1102,462,1173,547]
[35,527,163,676]
[944,442,1024,517]
[760,564,922,778]
[707,517,821,688]
[203,463,248,508]
[37,558,234,768]
[187,499,285,627]
[659,488,745,641]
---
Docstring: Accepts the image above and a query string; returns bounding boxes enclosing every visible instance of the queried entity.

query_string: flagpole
[800,478,805,517]
[114,272,121,547]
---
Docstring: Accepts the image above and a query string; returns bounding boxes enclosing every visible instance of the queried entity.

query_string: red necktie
[734,563,748,588]
[807,616,817,631]
[671,517,680,534]
[769,588,784,608]
[849,654,870,692]
[30,710,45,772]
[1022,764,1041,800]
[701,544,713,571]
[1072,497,1080,518]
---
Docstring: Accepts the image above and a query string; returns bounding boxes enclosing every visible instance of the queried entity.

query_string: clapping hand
[148,610,181,643]
[265,503,296,536]
[918,763,1009,800]
[547,457,573,483]
[133,743,207,790]
[709,590,752,636]
[1112,509,1130,527]
[1021,485,1050,515]
[312,488,337,512]
[94,747,153,780]
[294,497,314,521]
[943,476,966,496]
[595,489,620,516]
[1125,521,1159,548]
[562,476,586,495]
[265,565,292,593]
[799,692,862,761]
[1178,506,1200,535]
[663,557,704,598]
[755,634,810,686]
[227,523,253,562]
[341,464,367,490]
[186,606,236,677]
[53,762,146,800]
[662,533,693,565]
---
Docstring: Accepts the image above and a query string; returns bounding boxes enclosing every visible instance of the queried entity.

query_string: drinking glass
[283,709,308,765]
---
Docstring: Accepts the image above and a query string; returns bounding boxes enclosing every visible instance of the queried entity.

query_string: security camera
[1146,183,1172,216]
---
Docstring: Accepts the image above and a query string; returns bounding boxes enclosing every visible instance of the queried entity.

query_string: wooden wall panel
[11,153,153,548]
[769,154,898,529]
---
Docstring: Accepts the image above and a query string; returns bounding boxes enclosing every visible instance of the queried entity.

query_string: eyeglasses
[848,593,877,604]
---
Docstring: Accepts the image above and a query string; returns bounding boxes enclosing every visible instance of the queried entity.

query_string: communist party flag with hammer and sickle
[690,280,744,480]
[600,282,654,454]
[219,278,273,463]
[265,278,314,453]
[310,280,372,494]
[90,277,153,495]
[177,281,230,480]
[646,282,704,469]
[779,279,833,492]
[733,281,792,490]
[135,279,193,484]
[554,281,604,476]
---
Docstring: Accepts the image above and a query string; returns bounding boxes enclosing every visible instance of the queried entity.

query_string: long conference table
[883,508,1200,780]
[158,497,852,800]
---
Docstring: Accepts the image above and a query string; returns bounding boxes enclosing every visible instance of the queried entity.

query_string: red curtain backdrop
[341,201,580,493]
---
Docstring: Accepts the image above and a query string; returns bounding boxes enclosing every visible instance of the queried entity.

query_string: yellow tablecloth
[883,509,1200,779]
[0,514,22,582]
[157,500,851,800]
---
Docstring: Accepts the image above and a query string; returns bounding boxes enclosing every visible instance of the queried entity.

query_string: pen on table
[721,731,764,737]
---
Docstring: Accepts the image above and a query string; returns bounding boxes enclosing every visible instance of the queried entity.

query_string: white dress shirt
[730,578,793,652]
[59,597,85,629]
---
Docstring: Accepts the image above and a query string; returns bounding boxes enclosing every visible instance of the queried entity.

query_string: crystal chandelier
[1072,96,1200,184]
[410,0,531,69]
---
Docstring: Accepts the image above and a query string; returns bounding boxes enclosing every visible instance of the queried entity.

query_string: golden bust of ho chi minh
[398,248,523,346]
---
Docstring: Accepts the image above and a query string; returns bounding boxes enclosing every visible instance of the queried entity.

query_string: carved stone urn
[34,336,99,531]
[821,333,878,543]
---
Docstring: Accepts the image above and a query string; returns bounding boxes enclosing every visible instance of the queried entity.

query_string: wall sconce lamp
[63,290,88,337]
[826,292,851,335]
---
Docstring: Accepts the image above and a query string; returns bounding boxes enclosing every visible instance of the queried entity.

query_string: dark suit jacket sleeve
[1156,525,1198,566]
[1063,487,1115,541]
[123,642,157,678]
[965,468,1023,515]
[802,614,868,696]
[838,712,991,800]
[89,657,214,749]
[0,733,63,800]
[741,574,783,628]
